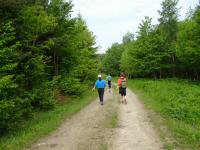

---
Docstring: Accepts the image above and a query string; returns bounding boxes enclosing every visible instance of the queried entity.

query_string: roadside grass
[128,79,200,149]
[0,90,97,150]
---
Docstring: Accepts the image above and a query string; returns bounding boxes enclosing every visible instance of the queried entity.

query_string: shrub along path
[28,87,162,150]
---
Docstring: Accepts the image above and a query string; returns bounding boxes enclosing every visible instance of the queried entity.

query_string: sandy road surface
[111,88,163,150]
[28,87,163,150]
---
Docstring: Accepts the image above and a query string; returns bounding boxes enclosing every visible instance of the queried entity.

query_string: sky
[72,0,199,53]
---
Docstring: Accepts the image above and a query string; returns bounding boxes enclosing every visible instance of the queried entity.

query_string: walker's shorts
[108,81,111,88]
[120,88,126,96]
[119,87,122,94]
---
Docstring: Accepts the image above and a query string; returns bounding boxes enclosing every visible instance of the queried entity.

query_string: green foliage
[0,99,17,132]
[128,79,200,148]
[0,21,19,83]
[0,90,97,150]
[176,20,198,69]
[103,43,124,76]
[59,77,86,96]
[137,16,152,39]
[28,81,56,110]
[122,32,134,44]
[0,0,98,134]
[0,22,23,133]
[0,96,33,133]
[158,0,179,42]
[19,5,57,40]
[68,17,98,83]
[120,17,167,78]
[0,0,27,21]
[120,42,135,76]
[104,0,200,80]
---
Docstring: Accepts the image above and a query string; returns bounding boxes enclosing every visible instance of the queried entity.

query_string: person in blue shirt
[93,74,106,105]
[106,74,112,92]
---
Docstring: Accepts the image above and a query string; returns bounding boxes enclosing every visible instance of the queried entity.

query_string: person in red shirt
[117,73,127,104]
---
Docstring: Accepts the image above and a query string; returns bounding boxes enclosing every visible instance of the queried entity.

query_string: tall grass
[128,79,200,149]
[0,90,97,150]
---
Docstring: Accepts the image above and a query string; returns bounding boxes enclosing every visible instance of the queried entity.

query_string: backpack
[121,78,126,88]
[107,76,112,81]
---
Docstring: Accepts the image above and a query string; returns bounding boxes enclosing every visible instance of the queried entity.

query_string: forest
[1,0,200,149]
[103,0,200,80]
[0,0,98,134]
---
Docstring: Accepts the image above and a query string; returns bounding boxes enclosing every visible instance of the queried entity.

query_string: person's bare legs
[124,96,127,104]
[121,95,124,103]
[121,96,126,104]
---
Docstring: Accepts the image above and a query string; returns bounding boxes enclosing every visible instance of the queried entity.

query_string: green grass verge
[128,79,200,149]
[0,90,97,150]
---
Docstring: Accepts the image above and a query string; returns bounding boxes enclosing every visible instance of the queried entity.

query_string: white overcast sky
[72,0,199,53]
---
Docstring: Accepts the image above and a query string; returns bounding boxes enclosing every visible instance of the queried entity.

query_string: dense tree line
[103,0,200,80]
[0,0,98,133]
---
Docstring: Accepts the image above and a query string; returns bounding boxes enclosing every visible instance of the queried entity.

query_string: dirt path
[28,88,118,150]
[111,88,163,150]
[28,87,163,150]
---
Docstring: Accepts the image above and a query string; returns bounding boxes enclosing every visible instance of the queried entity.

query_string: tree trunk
[56,55,59,75]
[195,70,199,80]
[186,71,188,79]
[159,70,162,79]
[33,39,36,46]
[54,50,58,76]
[172,54,176,77]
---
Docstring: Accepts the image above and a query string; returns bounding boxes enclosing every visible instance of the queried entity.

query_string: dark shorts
[120,88,126,96]
[108,81,111,88]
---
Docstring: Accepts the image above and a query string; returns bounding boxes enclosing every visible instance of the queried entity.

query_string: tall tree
[158,0,179,77]
[176,5,200,79]
[0,21,22,132]
[68,16,98,82]
[0,21,20,98]
[0,0,99,133]
[137,16,152,39]
[18,5,57,89]
[103,43,124,76]
[48,0,74,75]
[122,32,134,44]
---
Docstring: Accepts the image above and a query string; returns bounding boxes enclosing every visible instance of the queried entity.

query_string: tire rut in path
[111,88,163,150]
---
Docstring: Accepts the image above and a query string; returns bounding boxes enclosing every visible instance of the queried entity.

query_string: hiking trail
[28,87,163,150]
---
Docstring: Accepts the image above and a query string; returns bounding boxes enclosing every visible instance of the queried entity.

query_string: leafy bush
[0,97,32,134]
[59,77,86,96]
[29,80,57,110]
